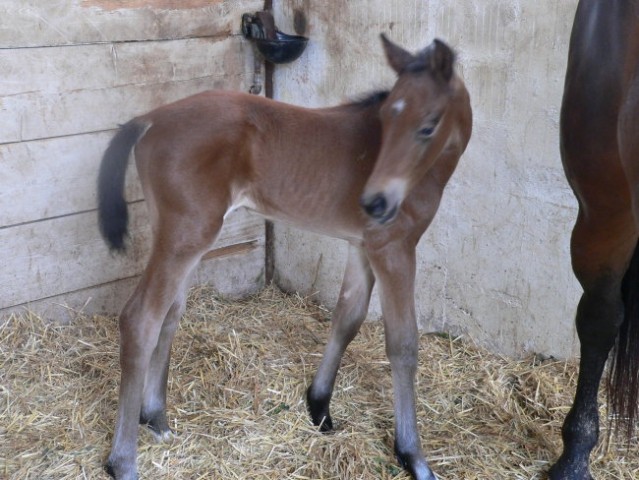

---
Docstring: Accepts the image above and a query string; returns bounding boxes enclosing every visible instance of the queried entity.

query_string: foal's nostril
[362,194,388,219]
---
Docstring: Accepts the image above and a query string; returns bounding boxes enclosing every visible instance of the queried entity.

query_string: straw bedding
[1,285,638,479]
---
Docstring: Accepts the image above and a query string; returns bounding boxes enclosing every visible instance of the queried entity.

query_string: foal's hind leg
[307,245,375,431]
[106,220,222,480]
[549,214,636,480]
[367,242,435,480]
[139,287,189,439]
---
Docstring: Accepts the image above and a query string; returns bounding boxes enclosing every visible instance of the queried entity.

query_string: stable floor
[1,286,637,479]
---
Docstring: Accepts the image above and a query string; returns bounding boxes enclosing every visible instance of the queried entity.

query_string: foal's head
[361,34,458,224]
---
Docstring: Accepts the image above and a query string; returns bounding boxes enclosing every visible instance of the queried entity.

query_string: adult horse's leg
[367,241,434,480]
[307,245,375,430]
[549,213,636,480]
[106,218,222,480]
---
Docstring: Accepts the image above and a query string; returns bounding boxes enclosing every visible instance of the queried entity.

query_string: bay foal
[98,35,471,480]
[550,1,639,479]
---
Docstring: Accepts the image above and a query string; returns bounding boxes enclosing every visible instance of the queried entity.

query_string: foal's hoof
[149,426,175,443]
[306,386,334,432]
[104,462,117,479]
[104,459,138,480]
[140,411,174,442]
[395,444,437,480]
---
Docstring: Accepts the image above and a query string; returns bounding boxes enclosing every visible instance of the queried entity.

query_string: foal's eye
[417,126,435,138]
[416,120,439,141]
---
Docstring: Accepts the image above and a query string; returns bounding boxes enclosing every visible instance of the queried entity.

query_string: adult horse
[98,35,472,480]
[550,1,639,478]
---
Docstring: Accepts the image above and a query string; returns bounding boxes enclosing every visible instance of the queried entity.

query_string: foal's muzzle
[361,193,398,224]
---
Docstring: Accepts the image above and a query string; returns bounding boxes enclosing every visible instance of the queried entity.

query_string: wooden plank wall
[0,0,265,320]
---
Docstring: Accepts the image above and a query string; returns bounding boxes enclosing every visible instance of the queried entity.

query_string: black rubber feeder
[242,12,308,64]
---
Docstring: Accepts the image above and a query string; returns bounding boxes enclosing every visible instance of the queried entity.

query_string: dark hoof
[548,458,593,480]
[306,386,334,432]
[140,411,174,441]
[104,458,138,480]
[395,444,437,480]
[104,462,116,479]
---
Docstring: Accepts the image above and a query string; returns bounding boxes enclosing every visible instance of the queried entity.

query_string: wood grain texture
[1,242,264,320]
[0,132,143,228]
[0,37,254,143]
[81,0,226,10]
[0,205,264,310]
[0,0,262,48]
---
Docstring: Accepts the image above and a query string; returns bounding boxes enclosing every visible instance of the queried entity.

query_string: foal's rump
[97,91,255,251]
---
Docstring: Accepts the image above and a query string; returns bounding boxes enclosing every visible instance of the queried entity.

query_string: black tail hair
[608,240,639,441]
[97,120,147,252]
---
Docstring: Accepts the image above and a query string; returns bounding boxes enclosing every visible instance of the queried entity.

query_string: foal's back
[133,90,385,240]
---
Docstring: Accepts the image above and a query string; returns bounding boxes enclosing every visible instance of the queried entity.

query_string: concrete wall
[270,0,582,358]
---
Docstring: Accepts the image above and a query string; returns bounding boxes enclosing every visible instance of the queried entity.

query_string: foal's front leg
[307,245,375,430]
[368,241,435,480]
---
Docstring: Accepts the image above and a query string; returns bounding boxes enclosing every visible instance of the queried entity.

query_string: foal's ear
[427,39,456,83]
[380,33,415,74]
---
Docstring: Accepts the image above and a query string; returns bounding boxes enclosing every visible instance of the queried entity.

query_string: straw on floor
[1,285,638,479]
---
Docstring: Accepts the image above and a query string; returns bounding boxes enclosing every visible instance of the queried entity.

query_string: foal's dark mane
[344,90,390,109]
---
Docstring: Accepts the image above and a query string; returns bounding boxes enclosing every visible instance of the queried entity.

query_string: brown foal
[98,34,471,480]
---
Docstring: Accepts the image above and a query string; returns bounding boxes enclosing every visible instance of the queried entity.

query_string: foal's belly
[225,189,366,246]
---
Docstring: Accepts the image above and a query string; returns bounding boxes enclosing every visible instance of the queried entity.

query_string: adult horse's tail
[97,120,148,252]
[608,241,639,440]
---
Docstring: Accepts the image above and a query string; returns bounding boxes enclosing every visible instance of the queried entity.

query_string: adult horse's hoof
[548,457,593,480]
[306,386,334,432]
[395,444,437,480]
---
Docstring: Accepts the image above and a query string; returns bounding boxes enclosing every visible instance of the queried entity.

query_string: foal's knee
[386,336,419,373]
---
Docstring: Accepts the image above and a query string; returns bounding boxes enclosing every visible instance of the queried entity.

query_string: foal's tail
[608,241,639,441]
[97,120,148,252]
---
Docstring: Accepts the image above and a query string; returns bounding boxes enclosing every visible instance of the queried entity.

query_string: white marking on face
[442,126,461,153]
[391,98,406,115]
[386,177,409,204]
